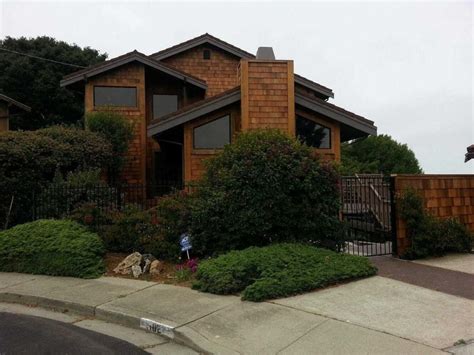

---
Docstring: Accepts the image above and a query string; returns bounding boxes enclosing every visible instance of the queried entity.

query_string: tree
[340,134,422,175]
[0,36,107,130]
[86,111,134,182]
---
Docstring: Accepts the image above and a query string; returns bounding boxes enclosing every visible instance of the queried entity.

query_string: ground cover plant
[0,219,105,278]
[398,189,473,259]
[193,243,377,302]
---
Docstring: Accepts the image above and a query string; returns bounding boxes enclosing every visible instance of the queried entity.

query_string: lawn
[193,243,377,301]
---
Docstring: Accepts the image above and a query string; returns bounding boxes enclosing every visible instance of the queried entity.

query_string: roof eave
[294,76,334,99]
[295,93,376,136]
[60,54,207,90]
[148,90,241,136]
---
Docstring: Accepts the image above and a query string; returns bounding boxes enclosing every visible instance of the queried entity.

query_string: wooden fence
[392,174,474,255]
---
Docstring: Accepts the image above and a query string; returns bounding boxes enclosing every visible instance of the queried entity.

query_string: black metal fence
[340,175,395,256]
[32,182,184,223]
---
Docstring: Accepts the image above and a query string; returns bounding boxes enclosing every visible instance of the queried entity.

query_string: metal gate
[341,175,396,256]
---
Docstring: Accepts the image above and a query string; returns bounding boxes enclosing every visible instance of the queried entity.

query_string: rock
[149,260,164,275]
[113,252,142,275]
[142,259,152,274]
[131,265,142,278]
[140,254,156,274]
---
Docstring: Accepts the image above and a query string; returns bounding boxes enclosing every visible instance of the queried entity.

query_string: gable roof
[147,86,241,136]
[150,33,334,99]
[60,51,207,89]
[0,94,31,112]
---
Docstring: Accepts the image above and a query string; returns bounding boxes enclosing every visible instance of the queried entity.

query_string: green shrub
[99,192,192,261]
[0,219,105,278]
[398,189,473,259]
[189,130,343,255]
[193,243,376,302]
[142,191,192,260]
[86,111,134,182]
[101,205,153,253]
[0,128,112,226]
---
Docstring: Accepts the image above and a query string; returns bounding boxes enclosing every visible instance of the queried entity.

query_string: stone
[149,260,164,275]
[141,254,156,274]
[131,265,142,278]
[113,252,142,275]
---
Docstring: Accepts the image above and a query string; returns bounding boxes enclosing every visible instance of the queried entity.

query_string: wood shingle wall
[393,174,474,255]
[162,45,240,97]
[240,60,295,134]
[85,63,147,184]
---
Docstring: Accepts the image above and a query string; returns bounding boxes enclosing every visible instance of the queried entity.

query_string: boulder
[113,252,142,275]
[131,265,142,278]
[149,260,164,275]
[141,254,156,274]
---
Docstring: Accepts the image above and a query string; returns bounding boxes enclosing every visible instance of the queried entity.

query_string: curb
[0,292,210,354]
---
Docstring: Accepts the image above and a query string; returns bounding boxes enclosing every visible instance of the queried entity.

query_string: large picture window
[296,116,331,149]
[94,86,137,107]
[153,95,178,119]
[193,115,231,149]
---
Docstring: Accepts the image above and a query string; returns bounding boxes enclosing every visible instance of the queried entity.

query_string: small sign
[140,318,174,338]
[179,233,192,252]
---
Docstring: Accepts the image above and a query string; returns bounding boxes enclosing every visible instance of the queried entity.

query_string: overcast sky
[1,0,472,173]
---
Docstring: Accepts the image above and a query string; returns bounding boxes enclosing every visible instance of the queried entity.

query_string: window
[193,115,230,149]
[153,95,178,119]
[94,86,137,107]
[296,116,331,149]
[203,49,211,60]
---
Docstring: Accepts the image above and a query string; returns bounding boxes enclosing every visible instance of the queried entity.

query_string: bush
[142,191,192,260]
[101,205,153,253]
[86,111,134,182]
[189,130,343,255]
[193,243,376,301]
[0,220,105,278]
[99,192,192,261]
[398,189,473,259]
[0,127,113,226]
[35,169,117,221]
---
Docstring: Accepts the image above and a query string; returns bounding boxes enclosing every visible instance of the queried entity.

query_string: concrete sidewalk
[0,271,470,354]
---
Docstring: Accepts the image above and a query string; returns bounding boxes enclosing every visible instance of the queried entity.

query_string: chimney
[256,47,276,60]
[239,48,295,134]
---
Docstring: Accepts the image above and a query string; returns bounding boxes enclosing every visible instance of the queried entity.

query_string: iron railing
[341,175,395,256]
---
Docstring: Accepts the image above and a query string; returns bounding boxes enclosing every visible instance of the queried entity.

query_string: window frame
[296,114,332,150]
[203,49,211,60]
[152,94,179,119]
[93,85,138,108]
[192,114,232,151]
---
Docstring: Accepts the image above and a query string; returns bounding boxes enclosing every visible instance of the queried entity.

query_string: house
[61,33,376,187]
[0,94,31,131]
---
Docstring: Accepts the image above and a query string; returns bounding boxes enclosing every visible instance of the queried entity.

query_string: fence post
[389,175,398,257]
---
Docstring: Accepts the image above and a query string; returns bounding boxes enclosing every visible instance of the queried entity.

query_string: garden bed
[104,253,195,287]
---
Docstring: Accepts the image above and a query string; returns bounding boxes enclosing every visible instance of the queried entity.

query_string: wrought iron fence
[340,175,396,256]
[32,182,184,223]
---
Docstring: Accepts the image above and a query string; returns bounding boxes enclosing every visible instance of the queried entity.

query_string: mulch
[370,256,474,300]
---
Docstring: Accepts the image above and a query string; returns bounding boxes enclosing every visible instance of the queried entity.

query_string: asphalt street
[0,312,147,355]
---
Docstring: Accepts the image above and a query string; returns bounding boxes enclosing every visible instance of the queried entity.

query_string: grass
[193,243,377,301]
[0,219,105,278]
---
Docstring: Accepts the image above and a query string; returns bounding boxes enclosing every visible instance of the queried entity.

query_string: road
[0,312,147,354]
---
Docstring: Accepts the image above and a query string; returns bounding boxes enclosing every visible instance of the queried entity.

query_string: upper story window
[94,86,137,107]
[153,95,178,119]
[193,115,230,149]
[296,115,331,149]
[203,49,211,60]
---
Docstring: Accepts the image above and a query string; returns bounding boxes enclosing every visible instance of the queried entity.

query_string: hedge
[0,127,113,225]
[0,220,105,278]
[193,243,377,301]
